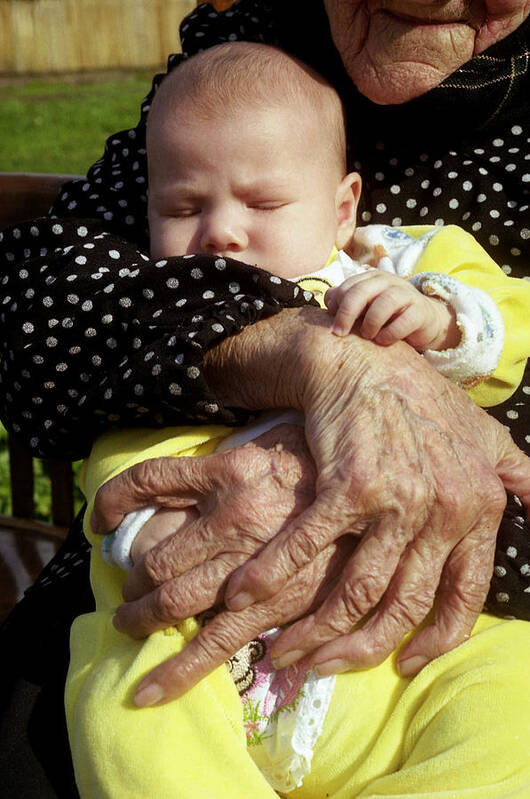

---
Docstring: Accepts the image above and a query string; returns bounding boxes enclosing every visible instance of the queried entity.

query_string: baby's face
[147,100,359,278]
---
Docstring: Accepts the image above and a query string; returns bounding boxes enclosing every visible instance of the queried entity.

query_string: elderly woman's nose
[200,211,248,254]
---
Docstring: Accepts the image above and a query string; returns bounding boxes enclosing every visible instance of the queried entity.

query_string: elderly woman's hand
[92,306,530,706]
[93,423,317,630]
[135,536,358,709]
[217,310,530,679]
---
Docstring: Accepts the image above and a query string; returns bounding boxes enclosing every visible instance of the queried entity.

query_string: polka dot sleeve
[0,217,316,460]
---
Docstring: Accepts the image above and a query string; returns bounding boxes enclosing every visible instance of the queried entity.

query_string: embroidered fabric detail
[410,271,505,387]
[351,224,438,277]
[240,628,336,793]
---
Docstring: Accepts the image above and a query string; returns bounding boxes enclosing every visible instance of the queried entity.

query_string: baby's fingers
[328,277,385,337]
[324,286,340,314]
[374,305,423,346]
[359,288,413,341]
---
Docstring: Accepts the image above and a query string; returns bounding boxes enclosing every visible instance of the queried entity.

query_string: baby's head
[147,42,361,278]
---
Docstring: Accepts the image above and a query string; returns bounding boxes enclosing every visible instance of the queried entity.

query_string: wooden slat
[0,525,61,621]
[2,173,79,543]
[0,0,196,75]
[48,458,75,528]
[0,513,67,541]
[8,434,34,520]
[197,0,235,8]
[0,172,83,230]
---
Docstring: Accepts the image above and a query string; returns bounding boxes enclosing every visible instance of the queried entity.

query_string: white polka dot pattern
[0,217,315,459]
[0,0,528,620]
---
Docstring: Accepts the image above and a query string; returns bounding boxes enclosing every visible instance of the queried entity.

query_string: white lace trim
[245,628,336,793]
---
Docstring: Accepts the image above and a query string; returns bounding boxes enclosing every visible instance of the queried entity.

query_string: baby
[122,40,512,565]
[69,42,529,797]
[147,41,461,352]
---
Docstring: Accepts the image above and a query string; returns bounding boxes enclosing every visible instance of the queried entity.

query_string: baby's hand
[131,507,199,564]
[325,270,459,351]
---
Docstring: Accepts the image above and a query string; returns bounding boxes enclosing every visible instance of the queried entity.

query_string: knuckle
[443,571,489,615]
[341,574,382,621]
[152,580,187,624]
[224,444,273,483]
[319,609,353,637]
[341,289,360,309]
[240,558,283,597]
[130,458,163,494]
[284,529,322,571]
[198,618,246,660]
[384,588,433,631]
[143,546,173,586]
[482,478,507,519]
[351,475,386,513]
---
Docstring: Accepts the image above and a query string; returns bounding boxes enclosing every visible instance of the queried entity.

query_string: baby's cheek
[131,506,200,563]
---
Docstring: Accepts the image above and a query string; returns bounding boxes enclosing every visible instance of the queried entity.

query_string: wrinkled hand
[92,306,530,706]
[136,537,355,707]
[92,423,317,615]
[220,321,530,679]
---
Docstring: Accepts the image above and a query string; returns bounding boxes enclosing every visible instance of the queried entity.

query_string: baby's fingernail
[225,591,254,611]
[271,649,306,670]
[397,655,429,678]
[135,682,164,707]
[331,323,345,337]
[313,658,350,677]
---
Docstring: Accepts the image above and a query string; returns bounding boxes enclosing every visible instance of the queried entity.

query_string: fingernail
[331,323,345,337]
[271,649,306,670]
[313,658,350,677]
[397,655,429,678]
[135,682,164,707]
[225,591,254,611]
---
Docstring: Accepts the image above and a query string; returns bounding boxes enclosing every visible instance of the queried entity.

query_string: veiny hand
[134,537,356,707]
[92,306,530,704]
[325,270,459,350]
[91,424,317,634]
[217,313,530,680]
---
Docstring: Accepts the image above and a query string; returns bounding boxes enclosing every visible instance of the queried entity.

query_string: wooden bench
[0,4,240,613]
[0,172,82,618]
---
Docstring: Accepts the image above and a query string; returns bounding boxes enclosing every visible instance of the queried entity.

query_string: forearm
[204,305,369,412]
[204,304,449,425]
[0,217,315,459]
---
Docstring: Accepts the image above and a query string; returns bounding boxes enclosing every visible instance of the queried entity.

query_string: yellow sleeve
[400,224,530,407]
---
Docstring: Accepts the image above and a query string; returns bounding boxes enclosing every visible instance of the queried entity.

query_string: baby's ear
[335,172,361,251]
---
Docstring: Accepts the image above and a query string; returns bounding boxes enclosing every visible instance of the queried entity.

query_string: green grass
[1,71,157,520]
[0,71,155,173]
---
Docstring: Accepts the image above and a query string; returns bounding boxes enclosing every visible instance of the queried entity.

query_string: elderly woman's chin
[324,0,530,104]
[337,19,477,104]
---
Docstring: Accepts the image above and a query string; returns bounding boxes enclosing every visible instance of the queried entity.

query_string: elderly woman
[0,1,529,796]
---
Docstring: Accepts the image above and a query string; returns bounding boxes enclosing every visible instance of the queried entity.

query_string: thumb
[495,438,530,516]
[90,455,219,534]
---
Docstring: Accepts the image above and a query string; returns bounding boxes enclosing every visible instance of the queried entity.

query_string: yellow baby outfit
[66,225,530,798]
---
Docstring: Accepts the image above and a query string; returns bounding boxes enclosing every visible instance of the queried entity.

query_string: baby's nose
[200,213,248,254]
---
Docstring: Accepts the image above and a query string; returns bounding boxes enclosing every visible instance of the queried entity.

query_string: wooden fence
[0,0,199,75]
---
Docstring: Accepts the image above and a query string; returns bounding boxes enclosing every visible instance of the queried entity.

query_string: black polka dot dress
[0,215,315,459]
[0,0,528,619]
